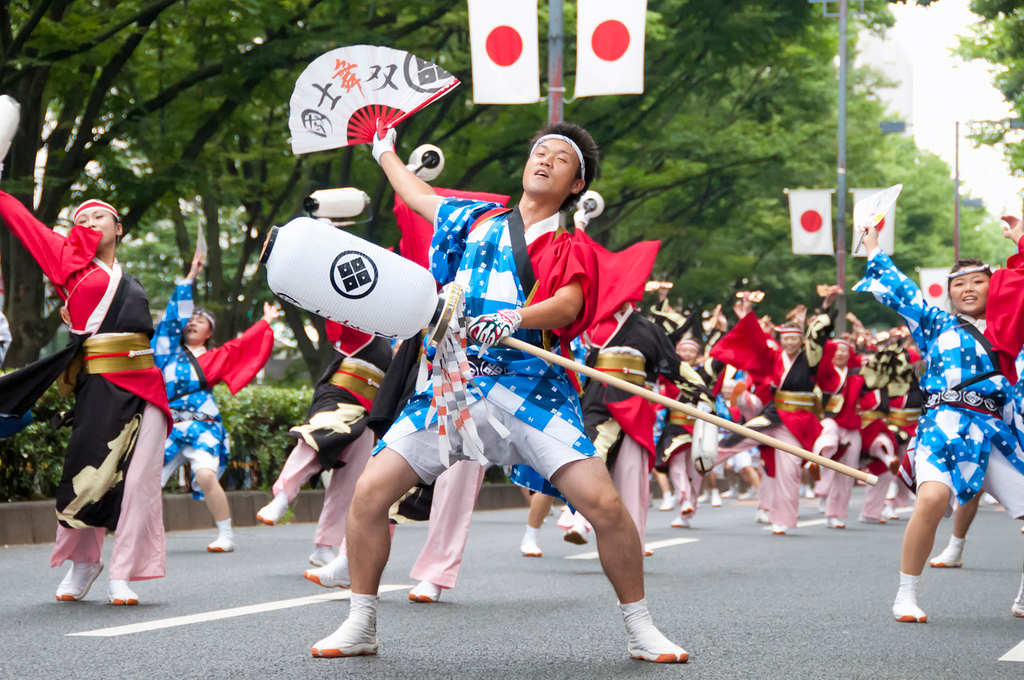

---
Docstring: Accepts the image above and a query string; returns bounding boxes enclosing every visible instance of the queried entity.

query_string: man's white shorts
[915,448,1024,519]
[384,399,590,485]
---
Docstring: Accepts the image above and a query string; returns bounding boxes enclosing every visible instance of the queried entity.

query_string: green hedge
[0,383,313,502]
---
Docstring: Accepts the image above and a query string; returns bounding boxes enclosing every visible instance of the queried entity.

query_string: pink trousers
[667,444,700,517]
[813,419,862,520]
[272,431,374,547]
[610,436,650,544]
[51,404,168,581]
[862,437,901,520]
[408,460,486,589]
[718,425,803,529]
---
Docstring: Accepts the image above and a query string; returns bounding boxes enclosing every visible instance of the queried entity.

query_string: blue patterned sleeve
[152,281,194,369]
[852,249,950,353]
[429,197,506,285]
[1015,348,1024,415]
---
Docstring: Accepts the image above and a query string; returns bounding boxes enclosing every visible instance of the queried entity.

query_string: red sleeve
[0,191,101,288]
[709,313,776,385]
[531,230,600,342]
[987,265,1024,384]
[197,320,275,394]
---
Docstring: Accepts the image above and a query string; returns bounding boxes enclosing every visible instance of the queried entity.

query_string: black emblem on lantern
[330,251,378,300]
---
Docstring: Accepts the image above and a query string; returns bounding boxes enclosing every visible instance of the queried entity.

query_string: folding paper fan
[289,45,460,155]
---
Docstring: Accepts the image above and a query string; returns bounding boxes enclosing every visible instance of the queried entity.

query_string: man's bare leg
[552,458,687,663]
[311,448,422,658]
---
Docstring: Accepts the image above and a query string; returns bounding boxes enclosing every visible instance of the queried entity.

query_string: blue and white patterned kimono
[854,249,1024,506]
[153,282,229,498]
[377,198,597,497]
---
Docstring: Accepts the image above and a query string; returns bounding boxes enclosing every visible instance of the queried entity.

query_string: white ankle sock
[895,572,920,604]
[619,598,652,631]
[524,525,540,542]
[215,518,233,539]
[349,593,379,624]
[1016,573,1024,605]
[949,536,966,551]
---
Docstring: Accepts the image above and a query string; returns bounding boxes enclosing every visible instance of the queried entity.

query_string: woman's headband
[73,199,119,223]
[947,264,990,280]
[530,134,585,179]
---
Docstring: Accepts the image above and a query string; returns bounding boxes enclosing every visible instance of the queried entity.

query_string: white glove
[467,309,522,351]
[371,122,396,164]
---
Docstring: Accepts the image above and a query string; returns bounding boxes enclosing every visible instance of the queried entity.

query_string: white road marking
[67,584,412,638]
[999,638,1024,662]
[761,518,828,531]
[566,537,699,560]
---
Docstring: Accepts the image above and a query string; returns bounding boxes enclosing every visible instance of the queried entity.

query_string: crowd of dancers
[1,119,1023,664]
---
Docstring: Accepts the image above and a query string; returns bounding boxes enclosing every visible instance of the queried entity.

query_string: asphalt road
[2,489,1023,680]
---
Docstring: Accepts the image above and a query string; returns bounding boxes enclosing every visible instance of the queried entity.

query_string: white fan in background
[852,183,902,255]
[289,45,460,155]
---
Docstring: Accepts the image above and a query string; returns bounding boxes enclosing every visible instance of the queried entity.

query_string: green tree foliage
[0,0,998,375]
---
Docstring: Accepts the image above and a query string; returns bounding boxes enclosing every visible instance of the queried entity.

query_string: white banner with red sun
[788,189,834,255]
[574,0,647,97]
[468,0,540,104]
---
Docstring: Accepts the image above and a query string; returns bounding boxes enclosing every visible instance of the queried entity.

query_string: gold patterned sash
[774,390,818,413]
[329,360,384,402]
[594,352,646,387]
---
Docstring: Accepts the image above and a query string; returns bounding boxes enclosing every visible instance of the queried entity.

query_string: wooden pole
[499,337,878,486]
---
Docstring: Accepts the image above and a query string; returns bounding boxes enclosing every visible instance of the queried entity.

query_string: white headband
[947,264,990,280]
[530,134,586,179]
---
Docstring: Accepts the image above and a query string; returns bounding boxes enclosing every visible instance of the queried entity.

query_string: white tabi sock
[311,593,379,657]
[948,536,966,553]
[895,572,920,604]
[215,518,233,540]
[619,598,688,662]
[893,572,927,622]
[524,525,540,542]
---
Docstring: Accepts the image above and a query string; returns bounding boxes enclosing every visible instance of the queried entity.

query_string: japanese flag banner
[574,0,647,98]
[919,267,951,312]
[468,0,540,104]
[788,189,834,255]
[851,188,897,257]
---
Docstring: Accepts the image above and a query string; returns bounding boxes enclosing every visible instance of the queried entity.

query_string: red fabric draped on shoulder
[325,319,375,356]
[986,237,1024,383]
[529,229,601,343]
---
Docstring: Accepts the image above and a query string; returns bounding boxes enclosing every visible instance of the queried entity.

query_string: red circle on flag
[876,216,886,231]
[592,20,630,61]
[800,210,823,233]
[928,283,943,298]
[486,26,523,67]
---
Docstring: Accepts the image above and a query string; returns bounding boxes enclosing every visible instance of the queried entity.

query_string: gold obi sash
[668,411,696,427]
[860,410,886,428]
[825,393,845,413]
[774,390,818,414]
[887,408,921,428]
[594,352,646,387]
[82,333,156,374]
[329,360,385,402]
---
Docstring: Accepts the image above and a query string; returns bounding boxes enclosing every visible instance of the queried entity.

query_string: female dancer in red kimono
[0,193,170,605]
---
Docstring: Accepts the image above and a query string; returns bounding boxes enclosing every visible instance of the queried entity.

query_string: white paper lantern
[261,217,442,339]
[0,95,20,163]
[303,188,369,219]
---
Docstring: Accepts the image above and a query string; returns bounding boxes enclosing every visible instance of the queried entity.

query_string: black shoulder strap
[957,316,1001,371]
[96,275,130,334]
[506,206,537,299]
[183,349,210,391]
